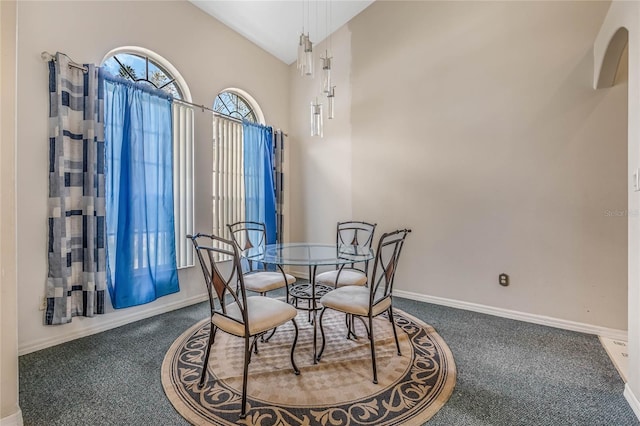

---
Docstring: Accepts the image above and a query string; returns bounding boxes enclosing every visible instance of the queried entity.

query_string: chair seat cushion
[315,270,367,287]
[320,286,391,317]
[212,296,298,337]
[243,272,296,293]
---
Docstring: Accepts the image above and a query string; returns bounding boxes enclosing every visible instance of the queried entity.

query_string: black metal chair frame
[320,221,377,339]
[330,220,377,286]
[317,229,411,384]
[227,221,292,302]
[188,233,300,419]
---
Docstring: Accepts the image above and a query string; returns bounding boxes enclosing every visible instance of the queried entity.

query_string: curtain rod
[41,51,88,73]
[41,51,287,136]
[174,98,237,120]
[173,98,288,136]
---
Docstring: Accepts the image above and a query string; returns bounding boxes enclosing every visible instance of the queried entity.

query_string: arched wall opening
[596,27,629,89]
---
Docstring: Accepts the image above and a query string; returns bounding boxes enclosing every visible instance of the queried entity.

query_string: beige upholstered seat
[317,229,411,385]
[243,271,297,294]
[320,286,391,317]
[228,221,296,299]
[188,232,300,419]
[212,296,298,337]
[314,221,376,288]
[315,270,367,287]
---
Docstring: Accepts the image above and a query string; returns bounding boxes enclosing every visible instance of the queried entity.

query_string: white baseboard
[625,384,640,421]
[18,294,208,356]
[0,409,23,426]
[393,289,628,341]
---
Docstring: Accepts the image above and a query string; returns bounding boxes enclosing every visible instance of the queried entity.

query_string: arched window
[213,91,257,122]
[102,47,194,269]
[102,51,187,100]
[212,89,267,242]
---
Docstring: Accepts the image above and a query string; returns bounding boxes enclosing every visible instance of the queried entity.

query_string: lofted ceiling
[189,1,374,65]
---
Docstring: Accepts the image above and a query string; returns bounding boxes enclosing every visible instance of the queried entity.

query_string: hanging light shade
[297,33,307,74]
[327,86,335,120]
[304,36,314,77]
[321,54,332,93]
[311,98,323,137]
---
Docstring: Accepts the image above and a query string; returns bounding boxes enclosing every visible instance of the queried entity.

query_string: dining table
[242,242,374,363]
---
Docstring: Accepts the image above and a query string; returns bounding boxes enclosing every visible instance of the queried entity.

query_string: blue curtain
[243,121,276,244]
[101,70,179,309]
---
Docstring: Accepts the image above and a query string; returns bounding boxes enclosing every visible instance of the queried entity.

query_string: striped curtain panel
[45,54,106,325]
[273,130,286,243]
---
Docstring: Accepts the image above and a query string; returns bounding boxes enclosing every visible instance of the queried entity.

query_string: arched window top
[213,91,256,122]
[101,47,191,101]
[213,88,265,124]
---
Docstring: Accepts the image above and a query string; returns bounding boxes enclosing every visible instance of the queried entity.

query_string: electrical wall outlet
[499,273,509,286]
[39,297,47,311]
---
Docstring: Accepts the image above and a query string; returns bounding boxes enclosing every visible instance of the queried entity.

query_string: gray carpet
[19,292,638,425]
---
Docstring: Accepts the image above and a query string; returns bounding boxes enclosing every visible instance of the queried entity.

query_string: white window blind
[173,103,195,268]
[212,116,245,244]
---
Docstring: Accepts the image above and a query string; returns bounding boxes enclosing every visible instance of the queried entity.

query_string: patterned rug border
[162,308,456,426]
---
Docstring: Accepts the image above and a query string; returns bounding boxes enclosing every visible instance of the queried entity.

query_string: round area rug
[162,307,456,426]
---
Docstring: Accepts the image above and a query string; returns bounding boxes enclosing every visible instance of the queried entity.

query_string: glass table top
[242,243,374,266]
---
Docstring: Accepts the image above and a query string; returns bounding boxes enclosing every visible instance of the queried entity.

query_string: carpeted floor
[19,292,639,425]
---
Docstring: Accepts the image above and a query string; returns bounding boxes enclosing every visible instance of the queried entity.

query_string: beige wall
[1,0,21,423]
[16,0,290,353]
[352,1,628,328]
[291,0,628,329]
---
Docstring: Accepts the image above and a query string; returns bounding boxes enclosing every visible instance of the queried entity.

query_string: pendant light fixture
[311,97,323,137]
[327,86,335,120]
[296,0,314,77]
[304,36,314,77]
[302,0,336,137]
[297,33,306,74]
[322,0,335,123]
[296,33,314,77]
[321,53,332,93]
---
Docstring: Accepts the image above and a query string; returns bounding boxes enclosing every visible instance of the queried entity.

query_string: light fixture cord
[307,0,310,36]
[329,0,332,53]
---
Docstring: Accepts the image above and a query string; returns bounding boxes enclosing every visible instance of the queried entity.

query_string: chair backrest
[336,221,376,248]
[188,233,249,330]
[227,221,268,272]
[335,221,376,273]
[369,229,411,307]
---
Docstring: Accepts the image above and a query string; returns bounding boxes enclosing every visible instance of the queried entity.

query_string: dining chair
[315,221,377,288]
[227,221,296,302]
[188,233,300,419]
[316,229,411,384]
